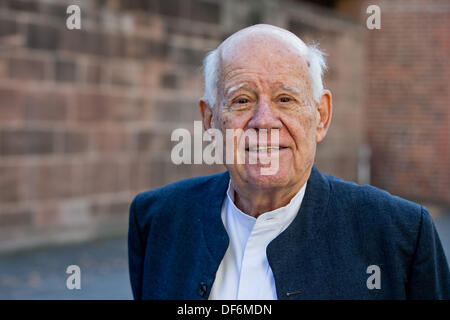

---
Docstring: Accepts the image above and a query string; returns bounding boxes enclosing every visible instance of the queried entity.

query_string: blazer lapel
[198,171,230,291]
[266,166,332,299]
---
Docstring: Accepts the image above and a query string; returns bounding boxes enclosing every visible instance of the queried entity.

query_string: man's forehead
[216,25,310,84]
[218,25,308,62]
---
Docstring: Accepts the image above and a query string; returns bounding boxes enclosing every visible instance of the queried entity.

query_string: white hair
[202,42,327,108]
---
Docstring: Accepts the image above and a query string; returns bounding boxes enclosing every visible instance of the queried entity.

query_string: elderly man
[128,24,450,299]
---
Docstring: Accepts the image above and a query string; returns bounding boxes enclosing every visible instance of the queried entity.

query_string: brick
[173,47,206,66]
[60,131,89,154]
[24,90,67,121]
[0,59,6,78]
[147,159,167,188]
[83,32,106,56]
[177,69,203,94]
[54,58,77,82]
[74,93,131,122]
[38,2,67,21]
[27,24,60,50]
[152,99,202,122]
[190,0,221,24]
[132,96,153,121]
[0,165,25,203]
[68,162,87,198]
[0,87,25,123]
[4,0,38,12]
[146,159,217,189]
[109,63,138,87]
[191,162,224,178]
[26,163,76,200]
[148,40,169,59]
[136,130,172,155]
[83,160,130,194]
[130,159,152,190]
[92,128,130,153]
[8,56,47,81]
[124,37,149,59]
[0,19,18,37]
[0,128,55,155]
[118,0,157,11]
[60,29,105,56]
[82,62,102,84]
[160,72,178,89]
[59,29,85,53]
[103,34,125,58]
[156,161,197,185]
[289,19,324,39]
[158,0,182,18]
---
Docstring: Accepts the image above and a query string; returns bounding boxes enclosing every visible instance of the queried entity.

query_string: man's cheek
[218,112,233,129]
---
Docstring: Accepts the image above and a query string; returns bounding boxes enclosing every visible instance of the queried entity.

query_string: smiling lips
[245,145,288,152]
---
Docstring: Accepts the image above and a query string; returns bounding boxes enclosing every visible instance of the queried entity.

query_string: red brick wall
[0,0,364,251]
[366,0,450,206]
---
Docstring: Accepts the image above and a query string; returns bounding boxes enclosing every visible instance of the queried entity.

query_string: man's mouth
[245,146,287,152]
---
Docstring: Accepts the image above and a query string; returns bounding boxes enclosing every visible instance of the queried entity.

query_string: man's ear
[199,99,213,130]
[315,89,332,143]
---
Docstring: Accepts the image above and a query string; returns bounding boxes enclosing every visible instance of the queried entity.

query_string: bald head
[218,24,309,61]
[202,24,327,109]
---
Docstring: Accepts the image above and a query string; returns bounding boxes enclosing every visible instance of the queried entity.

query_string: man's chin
[241,166,290,189]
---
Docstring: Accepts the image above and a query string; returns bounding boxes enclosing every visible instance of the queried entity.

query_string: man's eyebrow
[225,83,249,97]
[280,85,301,95]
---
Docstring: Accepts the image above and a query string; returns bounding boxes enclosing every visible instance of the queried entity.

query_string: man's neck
[231,178,308,219]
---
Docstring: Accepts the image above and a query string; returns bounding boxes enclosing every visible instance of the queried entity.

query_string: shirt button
[199,282,207,297]
[286,289,303,297]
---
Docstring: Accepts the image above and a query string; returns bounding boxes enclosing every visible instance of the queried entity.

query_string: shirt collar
[225,179,307,228]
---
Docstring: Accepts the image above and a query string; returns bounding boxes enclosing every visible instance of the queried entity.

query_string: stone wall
[0,0,364,252]
[365,0,450,207]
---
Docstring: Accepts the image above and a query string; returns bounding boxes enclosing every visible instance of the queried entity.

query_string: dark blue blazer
[128,166,450,299]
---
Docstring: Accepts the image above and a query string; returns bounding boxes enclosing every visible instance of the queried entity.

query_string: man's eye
[279,97,291,103]
[236,98,249,104]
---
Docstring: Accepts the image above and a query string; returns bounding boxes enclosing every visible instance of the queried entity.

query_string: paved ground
[435,214,450,265]
[0,236,132,300]
[1,215,449,300]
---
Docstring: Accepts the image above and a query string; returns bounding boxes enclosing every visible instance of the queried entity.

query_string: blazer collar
[199,171,230,277]
[199,166,329,242]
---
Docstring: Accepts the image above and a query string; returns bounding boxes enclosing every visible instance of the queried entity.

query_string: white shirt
[209,181,307,300]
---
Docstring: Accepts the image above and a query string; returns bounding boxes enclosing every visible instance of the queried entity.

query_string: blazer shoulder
[131,171,228,223]
[322,172,423,227]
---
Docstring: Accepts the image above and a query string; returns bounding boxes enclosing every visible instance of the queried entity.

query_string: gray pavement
[435,214,450,265]
[0,214,449,300]
[0,236,132,300]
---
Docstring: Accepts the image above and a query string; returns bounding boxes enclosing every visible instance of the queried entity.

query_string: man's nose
[247,98,283,130]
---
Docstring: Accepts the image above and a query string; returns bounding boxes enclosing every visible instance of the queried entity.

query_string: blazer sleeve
[128,195,145,300]
[407,206,450,299]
